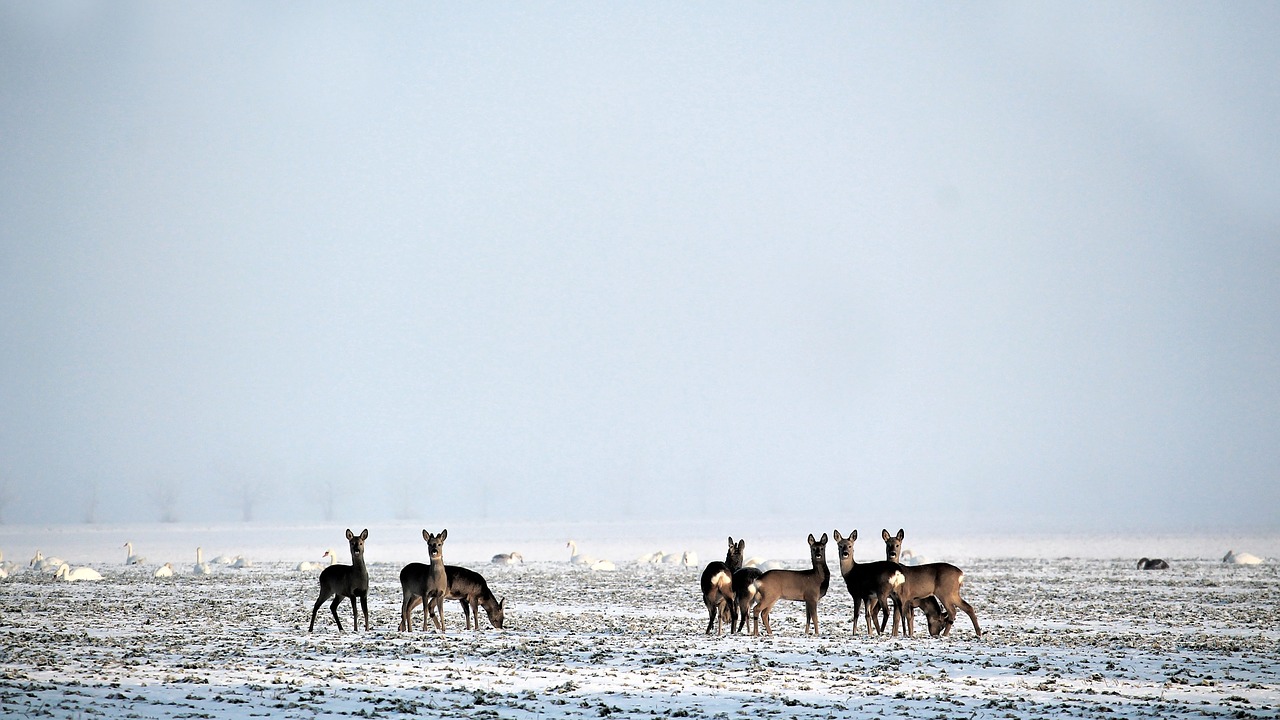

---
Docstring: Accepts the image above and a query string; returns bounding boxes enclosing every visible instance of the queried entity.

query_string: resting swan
[491,552,524,565]
[153,563,174,578]
[123,542,146,565]
[566,540,596,566]
[1223,550,1263,565]
[295,550,333,571]
[30,551,66,571]
[55,563,103,581]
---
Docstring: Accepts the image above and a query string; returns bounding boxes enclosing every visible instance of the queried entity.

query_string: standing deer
[890,558,982,637]
[400,564,506,631]
[746,533,831,636]
[700,536,745,635]
[399,529,449,634]
[308,528,369,633]
[833,529,902,636]
[730,564,763,634]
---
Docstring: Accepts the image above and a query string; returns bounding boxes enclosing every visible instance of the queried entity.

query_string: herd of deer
[307,528,506,635]
[700,530,982,639]
[307,526,980,640]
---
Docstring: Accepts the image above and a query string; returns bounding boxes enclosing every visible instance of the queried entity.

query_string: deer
[833,529,903,636]
[730,564,763,634]
[400,564,506,631]
[308,528,369,633]
[399,529,449,634]
[888,556,982,638]
[700,536,745,635]
[745,533,831,636]
[914,595,953,636]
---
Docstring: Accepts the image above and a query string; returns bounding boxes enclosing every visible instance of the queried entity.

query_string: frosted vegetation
[1,522,1277,719]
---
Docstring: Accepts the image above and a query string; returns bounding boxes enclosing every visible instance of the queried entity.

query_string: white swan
[899,549,927,566]
[211,553,235,565]
[590,559,617,572]
[566,540,596,566]
[153,563,174,578]
[30,550,66,571]
[491,552,524,565]
[295,551,332,571]
[55,563,103,582]
[1223,550,1264,565]
[745,557,786,571]
[634,550,663,563]
[193,547,211,576]
[123,542,146,565]
[231,555,253,569]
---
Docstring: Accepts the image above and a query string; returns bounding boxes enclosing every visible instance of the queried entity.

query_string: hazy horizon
[3,4,1278,533]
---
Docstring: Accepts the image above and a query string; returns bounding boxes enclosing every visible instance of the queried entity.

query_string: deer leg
[434,595,446,635]
[329,596,344,632]
[359,594,369,632]
[946,597,981,637]
[400,593,413,632]
[309,590,333,633]
[806,600,819,635]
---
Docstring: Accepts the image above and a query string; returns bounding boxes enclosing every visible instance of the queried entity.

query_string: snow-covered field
[2,521,1278,719]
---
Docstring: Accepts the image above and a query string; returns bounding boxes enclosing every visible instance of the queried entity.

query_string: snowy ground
[2,522,1278,719]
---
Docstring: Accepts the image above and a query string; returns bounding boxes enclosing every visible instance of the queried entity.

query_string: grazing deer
[890,559,982,637]
[915,595,953,636]
[747,533,831,636]
[399,529,449,634]
[700,537,745,635]
[833,529,902,636]
[308,528,369,633]
[401,564,506,631]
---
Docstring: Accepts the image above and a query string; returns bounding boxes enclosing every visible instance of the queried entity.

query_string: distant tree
[392,477,419,521]
[0,472,12,524]
[151,481,178,523]
[235,480,263,522]
[316,477,337,522]
[82,481,99,524]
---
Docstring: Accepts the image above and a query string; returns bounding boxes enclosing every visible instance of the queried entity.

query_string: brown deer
[882,528,904,563]
[700,537,745,635]
[401,564,506,631]
[890,559,982,637]
[833,529,902,636]
[308,528,369,633]
[746,533,831,636]
[915,595,953,636]
[399,529,449,634]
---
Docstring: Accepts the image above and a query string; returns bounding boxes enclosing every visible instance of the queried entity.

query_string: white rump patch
[890,571,905,589]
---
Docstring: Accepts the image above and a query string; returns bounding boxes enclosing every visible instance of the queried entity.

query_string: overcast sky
[2,3,1278,533]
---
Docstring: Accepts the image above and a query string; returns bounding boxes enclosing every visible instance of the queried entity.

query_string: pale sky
[2,3,1278,532]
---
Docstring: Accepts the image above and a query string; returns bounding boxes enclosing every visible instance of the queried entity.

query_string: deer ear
[896,529,905,541]
[422,529,430,541]
[737,539,745,551]
[360,529,368,540]
[808,533,817,544]
[852,529,858,541]
[440,529,448,541]
[346,529,355,541]
[819,532,828,543]
[881,529,891,542]
[832,530,842,542]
